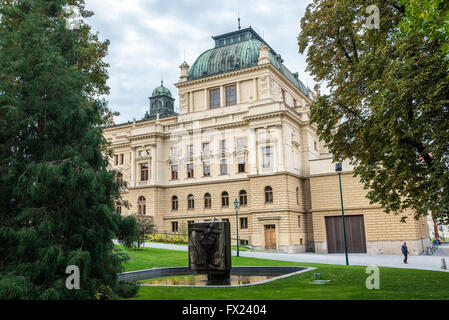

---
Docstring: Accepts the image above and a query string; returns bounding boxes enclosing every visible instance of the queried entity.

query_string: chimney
[179,61,189,82]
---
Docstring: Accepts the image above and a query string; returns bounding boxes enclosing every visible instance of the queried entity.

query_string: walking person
[401,241,409,264]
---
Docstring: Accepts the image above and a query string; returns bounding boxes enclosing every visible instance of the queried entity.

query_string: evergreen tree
[0,0,136,299]
[298,1,449,223]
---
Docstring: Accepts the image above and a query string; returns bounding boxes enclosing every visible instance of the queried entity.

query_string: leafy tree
[0,0,136,299]
[298,0,449,223]
[399,0,449,69]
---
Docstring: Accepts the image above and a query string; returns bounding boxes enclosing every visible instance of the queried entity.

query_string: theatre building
[103,27,429,255]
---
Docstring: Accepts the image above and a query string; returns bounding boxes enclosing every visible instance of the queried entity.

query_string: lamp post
[234,198,240,257]
[336,162,349,266]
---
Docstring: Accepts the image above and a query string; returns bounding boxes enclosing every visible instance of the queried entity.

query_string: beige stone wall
[310,171,429,254]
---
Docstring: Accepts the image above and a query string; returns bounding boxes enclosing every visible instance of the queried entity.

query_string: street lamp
[336,162,349,266]
[234,198,240,257]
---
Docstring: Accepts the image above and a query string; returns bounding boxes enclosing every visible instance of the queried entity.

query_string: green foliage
[117,216,139,249]
[298,0,449,222]
[112,280,139,299]
[399,0,449,69]
[0,0,134,299]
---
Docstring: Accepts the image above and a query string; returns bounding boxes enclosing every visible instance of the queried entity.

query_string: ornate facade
[104,27,429,254]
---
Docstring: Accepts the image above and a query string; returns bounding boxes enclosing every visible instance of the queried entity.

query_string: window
[188,220,194,224]
[220,140,226,152]
[171,165,178,180]
[188,194,195,209]
[203,161,210,176]
[222,218,229,222]
[298,215,301,228]
[187,144,194,156]
[209,88,220,108]
[172,222,178,233]
[240,239,249,246]
[120,154,124,165]
[221,191,229,208]
[263,146,273,169]
[138,196,146,215]
[237,137,245,148]
[172,196,178,211]
[115,202,122,214]
[293,98,297,107]
[187,163,194,178]
[202,142,210,154]
[265,186,273,203]
[239,190,247,206]
[204,193,212,209]
[140,163,149,181]
[220,159,227,175]
[314,141,318,151]
[281,89,285,102]
[225,84,237,106]
[116,172,123,186]
[238,157,245,173]
[296,187,300,204]
[240,217,248,229]
[171,147,178,157]
[114,155,119,166]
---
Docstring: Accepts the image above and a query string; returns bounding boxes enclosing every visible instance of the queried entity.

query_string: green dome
[188,28,309,97]
[188,38,264,80]
[152,81,172,97]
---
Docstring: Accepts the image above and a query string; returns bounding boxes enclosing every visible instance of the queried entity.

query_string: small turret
[179,61,189,82]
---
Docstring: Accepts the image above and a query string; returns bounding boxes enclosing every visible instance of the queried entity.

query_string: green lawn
[120,247,449,300]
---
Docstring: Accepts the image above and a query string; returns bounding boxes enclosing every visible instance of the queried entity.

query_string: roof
[152,81,172,97]
[188,27,309,97]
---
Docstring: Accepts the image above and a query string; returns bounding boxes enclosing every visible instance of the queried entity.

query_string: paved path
[142,242,449,273]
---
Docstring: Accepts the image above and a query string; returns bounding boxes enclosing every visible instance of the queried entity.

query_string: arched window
[221,191,229,208]
[265,186,273,203]
[204,193,212,209]
[188,194,195,209]
[172,195,178,211]
[116,172,123,186]
[138,196,146,215]
[239,190,247,206]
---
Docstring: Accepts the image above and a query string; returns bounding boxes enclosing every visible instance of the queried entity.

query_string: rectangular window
[140,163,149,181]
[120,154,124,165]
[240,217,248,229]
[171,165,178,180]
[220,159,227,175]
[114,155,118,166]
[187,163,194,178]
[263,146,273,169]
[220,140,226,152]
[281,89,285,102]
[202,142,210,154]
[172,222,178,233]
[171,147,178,157]
[225,84,237,106]
[238,157,245,173]
[203,161,210,176]
[187,144,193,156]
[209,88,220,108]
[237,137,245,148]
[222,218,229,222]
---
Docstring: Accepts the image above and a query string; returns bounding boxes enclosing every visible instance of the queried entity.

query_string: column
[236,81,241,104]
[189,91,193,112]
[204,88,208,108]
[248,128,257,175]
[150,145,156,185]
[130,147,136,187]
[277,125,285,172]
[220,85,224,107]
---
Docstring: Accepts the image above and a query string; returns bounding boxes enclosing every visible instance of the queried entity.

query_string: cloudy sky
[85,0,316,124]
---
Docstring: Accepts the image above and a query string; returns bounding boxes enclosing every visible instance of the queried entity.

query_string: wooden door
[264,225,276,249]
[325,215,367,253]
